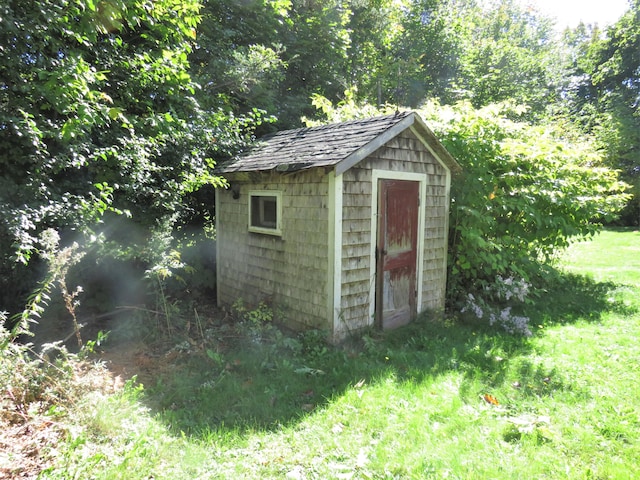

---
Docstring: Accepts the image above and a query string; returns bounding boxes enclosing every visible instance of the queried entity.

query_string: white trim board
[215,187,222,307]
[327,171,343,338]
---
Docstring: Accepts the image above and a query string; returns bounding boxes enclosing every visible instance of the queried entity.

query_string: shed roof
[217,111,461,176]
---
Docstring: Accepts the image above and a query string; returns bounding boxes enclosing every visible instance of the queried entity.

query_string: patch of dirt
[0,344,173,479]
[0,360,117,479]
[0,304,230,478]
[97,340,184,388]
[0,418,65,479]
[94,303,234,387]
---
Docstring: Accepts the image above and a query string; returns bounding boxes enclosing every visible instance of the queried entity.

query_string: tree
[191,0,563,125]
[390,0,473,107]
[343,0,405,106]
[563,1,640,224]
[455,0,560,116]
[189,0,286,115]
[356,0,561,115]
[192,0,356,128]
[0,0,256,316]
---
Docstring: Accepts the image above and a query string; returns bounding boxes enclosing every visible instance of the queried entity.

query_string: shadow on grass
[527,269,638,326]
[117,268,635,439]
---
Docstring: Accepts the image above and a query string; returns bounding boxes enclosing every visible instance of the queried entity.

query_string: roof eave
[411,114,462,174]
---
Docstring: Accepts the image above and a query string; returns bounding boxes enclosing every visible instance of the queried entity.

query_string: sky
[525,0,631,30]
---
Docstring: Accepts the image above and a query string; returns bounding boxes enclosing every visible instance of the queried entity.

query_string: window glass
[248,191,282,235]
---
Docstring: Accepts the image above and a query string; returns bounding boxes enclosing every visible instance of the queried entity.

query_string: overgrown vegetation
[1,0,637,333]
[0,310,116,477]
[424,101,630,316]
[0,0,264,320]
[1,0,639,473]
[1,229,639,478]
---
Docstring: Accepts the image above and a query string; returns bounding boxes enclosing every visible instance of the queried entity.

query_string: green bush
[420,101,630,316]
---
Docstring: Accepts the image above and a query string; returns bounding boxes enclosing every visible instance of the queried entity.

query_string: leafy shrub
[230,298,279,343]
[298,328,330,358]
[420,101,630,314]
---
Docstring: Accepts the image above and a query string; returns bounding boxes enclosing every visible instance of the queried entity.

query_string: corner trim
[327,171,343,338]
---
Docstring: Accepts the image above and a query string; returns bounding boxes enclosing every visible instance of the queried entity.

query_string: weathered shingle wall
[338,169,375,336]
[217,169,330,330]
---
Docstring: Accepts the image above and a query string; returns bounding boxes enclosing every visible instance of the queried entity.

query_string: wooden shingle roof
[217,111,460,175]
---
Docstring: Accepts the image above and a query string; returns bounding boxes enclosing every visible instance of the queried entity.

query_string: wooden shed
[215,111,460,341]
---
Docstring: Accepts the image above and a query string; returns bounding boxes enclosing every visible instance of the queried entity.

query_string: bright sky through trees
[525,0,630,29]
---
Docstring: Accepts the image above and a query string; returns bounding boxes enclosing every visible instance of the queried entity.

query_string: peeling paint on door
[376,179,419,329]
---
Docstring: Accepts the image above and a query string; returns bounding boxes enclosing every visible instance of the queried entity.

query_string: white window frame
[248,190,283,236]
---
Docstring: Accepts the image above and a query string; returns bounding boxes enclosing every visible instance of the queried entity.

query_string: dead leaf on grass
[294,366,325,376]
[483,394,500,405]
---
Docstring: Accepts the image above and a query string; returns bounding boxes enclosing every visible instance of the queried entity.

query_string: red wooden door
[375,179,420,329]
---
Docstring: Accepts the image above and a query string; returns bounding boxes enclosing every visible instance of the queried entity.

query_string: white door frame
[369,169,426,325]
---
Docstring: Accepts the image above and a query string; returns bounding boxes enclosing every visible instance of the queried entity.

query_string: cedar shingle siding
[216,169,330,330]
[216,112,460,340]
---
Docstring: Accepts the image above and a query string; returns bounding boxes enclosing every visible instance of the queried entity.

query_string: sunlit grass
[39,228,640,479]
[562,227,640,286]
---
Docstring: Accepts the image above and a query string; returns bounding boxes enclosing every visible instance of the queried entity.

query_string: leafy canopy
[560,1,640,223]
[0,0,263,315]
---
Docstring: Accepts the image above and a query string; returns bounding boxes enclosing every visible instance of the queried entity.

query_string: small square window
[248,191,282,235]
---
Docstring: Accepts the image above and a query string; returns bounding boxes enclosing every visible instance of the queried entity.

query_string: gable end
[335,112,461,176]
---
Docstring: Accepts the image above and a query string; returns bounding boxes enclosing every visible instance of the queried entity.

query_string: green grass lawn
[39,229,640,479]
[562,228,640,285]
